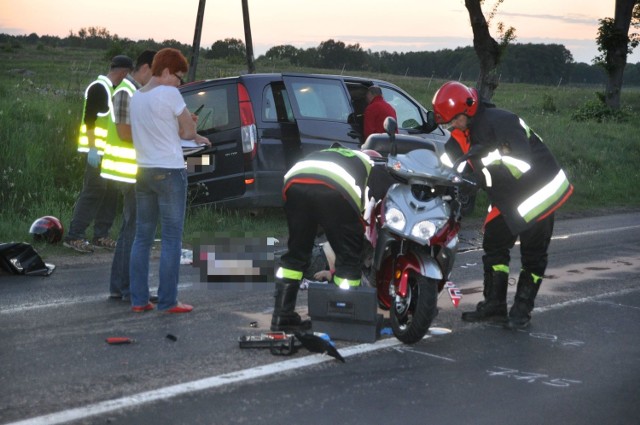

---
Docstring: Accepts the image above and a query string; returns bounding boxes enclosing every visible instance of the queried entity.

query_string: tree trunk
[465,0,501,100]
[242,0,255,74]
[604,0,636,109]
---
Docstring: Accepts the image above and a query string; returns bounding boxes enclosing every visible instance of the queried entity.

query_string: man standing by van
[363,85,397,140]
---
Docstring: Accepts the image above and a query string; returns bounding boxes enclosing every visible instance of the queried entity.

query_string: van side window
[263,83,294,123]
[290,80,351,122]
[183,84,239,134]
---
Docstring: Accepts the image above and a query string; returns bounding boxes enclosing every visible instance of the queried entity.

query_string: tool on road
[294,332,345,362]
[238,332,298,355]
[105,337,134,345]
[238,331,345,362]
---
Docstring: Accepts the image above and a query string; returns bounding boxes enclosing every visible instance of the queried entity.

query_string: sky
[1,0,638,65]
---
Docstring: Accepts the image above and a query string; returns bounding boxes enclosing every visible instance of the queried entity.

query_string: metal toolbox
[307,282,382,343]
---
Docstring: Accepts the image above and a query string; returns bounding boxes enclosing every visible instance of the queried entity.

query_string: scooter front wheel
[390,273,438,344]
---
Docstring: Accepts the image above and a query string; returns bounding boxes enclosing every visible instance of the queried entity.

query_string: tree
[464,0,516,100]
[264,44,302,65]
[594,0,640,109]
[209,38,246,62]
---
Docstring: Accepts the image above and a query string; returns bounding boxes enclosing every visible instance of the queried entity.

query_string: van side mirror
[424,110,437,132]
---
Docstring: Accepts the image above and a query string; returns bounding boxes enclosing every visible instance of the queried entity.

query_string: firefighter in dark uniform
[271,146,387,332]
[432,81,574,329]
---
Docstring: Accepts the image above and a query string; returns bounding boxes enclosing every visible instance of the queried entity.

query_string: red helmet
[432,81,479,124]
[29,216,64,244]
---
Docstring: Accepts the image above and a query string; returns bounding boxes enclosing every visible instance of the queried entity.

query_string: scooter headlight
[410,220,445,243]
[411,220,437,241]
[385,207,406,232]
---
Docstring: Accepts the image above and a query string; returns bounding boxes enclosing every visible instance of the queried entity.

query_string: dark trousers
[66,161,118,241]
[281,184,363,281]
[482,213,555,277]
[109,182,136,297]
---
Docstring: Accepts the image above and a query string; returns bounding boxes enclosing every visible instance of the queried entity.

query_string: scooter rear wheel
[390,273,438,344]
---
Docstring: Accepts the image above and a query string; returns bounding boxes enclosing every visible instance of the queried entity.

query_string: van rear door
[282,75,361,153]
[180,82,246,205]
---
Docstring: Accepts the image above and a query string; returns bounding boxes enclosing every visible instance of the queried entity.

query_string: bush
[572,95,630,123]
[541,94,557,113]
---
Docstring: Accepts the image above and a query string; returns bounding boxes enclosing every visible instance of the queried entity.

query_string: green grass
[1,45,638,255]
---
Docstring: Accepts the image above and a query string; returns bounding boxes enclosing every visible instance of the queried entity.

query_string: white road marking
[534,287,640,313]
[396,346,456,362]
[552,224,640,240]
[6,338,401,425]
[459,223,640,254]
[0,284,193,314]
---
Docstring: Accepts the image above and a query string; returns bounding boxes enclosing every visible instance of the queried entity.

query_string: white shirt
[131,85,186,169]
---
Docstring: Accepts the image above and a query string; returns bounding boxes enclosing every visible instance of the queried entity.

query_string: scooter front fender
[394,252,443,298]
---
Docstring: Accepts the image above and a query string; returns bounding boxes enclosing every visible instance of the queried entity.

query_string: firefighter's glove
[87,147,101,168]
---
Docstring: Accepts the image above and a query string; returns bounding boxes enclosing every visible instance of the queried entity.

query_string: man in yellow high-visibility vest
[64,55,133,253]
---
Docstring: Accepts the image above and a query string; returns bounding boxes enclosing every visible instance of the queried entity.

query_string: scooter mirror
[383,116,397,135]
[384,117,397,156]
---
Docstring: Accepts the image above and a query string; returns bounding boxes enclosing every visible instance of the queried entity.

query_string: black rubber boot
[462,271,508,323]
[505,271,541,330]
[270,281,311,332]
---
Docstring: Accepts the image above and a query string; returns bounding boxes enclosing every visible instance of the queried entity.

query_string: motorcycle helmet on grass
[29,216,64,244]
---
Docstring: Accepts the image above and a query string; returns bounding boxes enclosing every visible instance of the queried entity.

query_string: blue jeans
[129,168,187,310]
[66,161,118,241]
[109,182,136,298]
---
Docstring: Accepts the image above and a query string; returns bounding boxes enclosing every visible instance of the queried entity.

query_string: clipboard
[181,139,205,156]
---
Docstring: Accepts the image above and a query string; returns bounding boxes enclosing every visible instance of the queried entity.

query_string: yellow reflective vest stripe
[101,78,137,183]
[517,169,571,222]
[77,75,114,154]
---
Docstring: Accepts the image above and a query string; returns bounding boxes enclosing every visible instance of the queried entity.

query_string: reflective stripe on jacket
[283,147,373,214]
[101,78,137,183]
[77,75,114,154]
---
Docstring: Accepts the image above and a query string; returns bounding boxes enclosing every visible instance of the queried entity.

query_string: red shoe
[165,302,193,313]
[131,303,155,313]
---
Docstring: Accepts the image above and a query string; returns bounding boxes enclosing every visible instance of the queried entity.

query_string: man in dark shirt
[63,55,133,253]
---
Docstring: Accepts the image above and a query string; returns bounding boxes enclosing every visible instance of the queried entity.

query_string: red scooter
[362,117,475,344]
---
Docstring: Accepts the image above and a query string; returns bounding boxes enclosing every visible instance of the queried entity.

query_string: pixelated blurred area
[193,233,279,290]
[185,154,213,173]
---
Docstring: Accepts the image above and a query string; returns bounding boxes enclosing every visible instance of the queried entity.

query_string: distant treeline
[3,31,639,86]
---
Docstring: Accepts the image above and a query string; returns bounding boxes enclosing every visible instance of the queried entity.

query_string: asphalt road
[1,212,639,425]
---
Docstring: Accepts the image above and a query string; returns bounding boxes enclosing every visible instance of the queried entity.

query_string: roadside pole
[188,0,207,83]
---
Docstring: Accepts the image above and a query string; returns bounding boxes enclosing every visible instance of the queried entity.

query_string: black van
[179,73,449,208]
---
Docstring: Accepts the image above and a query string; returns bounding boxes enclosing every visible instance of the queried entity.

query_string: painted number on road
[487,367,582,387]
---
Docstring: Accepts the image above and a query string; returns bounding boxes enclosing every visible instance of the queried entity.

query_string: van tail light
[238,83,257,159]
